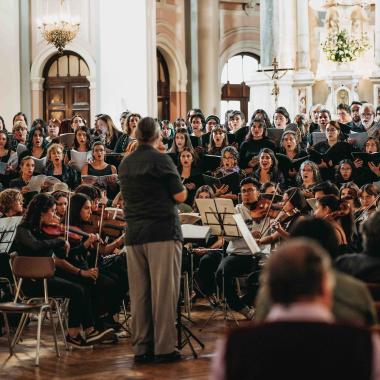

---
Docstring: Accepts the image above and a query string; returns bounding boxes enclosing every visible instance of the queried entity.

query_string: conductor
[119,117,187,363]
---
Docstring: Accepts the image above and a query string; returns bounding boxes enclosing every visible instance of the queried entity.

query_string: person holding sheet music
[81,141,117,177]
[9,156,36,194]
[239,118,276,173]
[44,143,80,190]
[278,130,308,186]
[10,121,28,151]
[215,178,268,320]
[179,147,202,206]
[296,160,322,199]
[211,146,246,200]
[308,109,331,145]
[17,125,47,171]
[353,137,380,185]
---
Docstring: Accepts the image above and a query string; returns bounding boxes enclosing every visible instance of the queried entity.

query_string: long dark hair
[69,193,91,228]
[246,118,267,141]
[22,193,56,232]
[334,159,356,184]
[250,109,272,129]
[317,195,353,244]
[26,125,47,151]
[0,130,10,149]
[0,115,7,132]
[73,125,92,150]
[284,187,308,213]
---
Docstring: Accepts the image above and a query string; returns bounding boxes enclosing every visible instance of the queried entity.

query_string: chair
[0,256,60,366]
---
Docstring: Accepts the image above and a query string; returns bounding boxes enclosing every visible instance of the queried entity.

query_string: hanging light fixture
[38,0,80,54]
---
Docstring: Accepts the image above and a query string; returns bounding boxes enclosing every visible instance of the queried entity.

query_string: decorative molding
[157,34,188,92]
[219,39,260,71]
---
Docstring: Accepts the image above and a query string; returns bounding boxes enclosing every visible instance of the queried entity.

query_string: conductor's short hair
[136,117,160,143]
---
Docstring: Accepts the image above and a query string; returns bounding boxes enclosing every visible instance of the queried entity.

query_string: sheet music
[312,132,327,145]
[70,150,90,172]
[349,131,368,149]
[0,216,22,254]
[232,214,261,255]
[16,143,27,156]
[196,198,241,237]
[27,175,46,192]
[33,156,47,173]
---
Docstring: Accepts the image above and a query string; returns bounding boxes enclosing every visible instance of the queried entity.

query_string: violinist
[0,189,24,282]
[66,193,126,331]
[340,182,362,214]
[313,195,353,255]
[12,193,114,348]
[257,188,307,246]
[215,178,265,320]
[357,184,379,224]
[52,190,69,223]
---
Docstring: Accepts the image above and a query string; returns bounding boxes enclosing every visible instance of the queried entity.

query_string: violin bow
[354,194,380,223]
[94,203,105,268]
[64,193,71,254]
[260,187,298,238]
[259,183,280,235]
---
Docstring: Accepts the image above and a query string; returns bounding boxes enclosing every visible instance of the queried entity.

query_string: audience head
[262,238,333,307]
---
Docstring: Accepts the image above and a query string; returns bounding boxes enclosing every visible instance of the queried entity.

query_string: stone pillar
[293,0,314,114]
[0,0,21,127]
[96,0,157,122]
[260,0,277,67]
[197,0,220,116]
[296,0,311,71]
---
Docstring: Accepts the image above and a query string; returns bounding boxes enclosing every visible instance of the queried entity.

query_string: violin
[324,200,351,221]
[249,198,281,221]
[41,223,89,244]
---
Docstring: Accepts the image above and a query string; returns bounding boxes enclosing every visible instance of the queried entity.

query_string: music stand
[0,216,22,255]
[196,199,243,328]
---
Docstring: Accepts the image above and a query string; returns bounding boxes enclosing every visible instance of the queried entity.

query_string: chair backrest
[12,256,55,279]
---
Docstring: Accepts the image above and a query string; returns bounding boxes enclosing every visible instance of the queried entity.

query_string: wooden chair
[0,256,60,366]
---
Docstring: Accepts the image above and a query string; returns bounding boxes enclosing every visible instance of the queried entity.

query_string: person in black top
[11,193,113,348]
[118,117,187,363]
[239,118,276,173]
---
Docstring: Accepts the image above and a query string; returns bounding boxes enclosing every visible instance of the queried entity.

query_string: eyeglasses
[361,113,374,117]
[326,128,338,132]
[241,188,255,194]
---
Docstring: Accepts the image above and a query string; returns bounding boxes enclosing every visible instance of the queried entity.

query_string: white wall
[0,0,21,127]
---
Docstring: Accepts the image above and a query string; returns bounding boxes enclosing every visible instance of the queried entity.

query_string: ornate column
[197,0,220,116]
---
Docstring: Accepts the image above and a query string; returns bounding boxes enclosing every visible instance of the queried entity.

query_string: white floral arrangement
[321,29,370,63]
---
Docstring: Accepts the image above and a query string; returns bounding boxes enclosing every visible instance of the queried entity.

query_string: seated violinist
[215,178,270,320]
[0,189,24,282]
[257,188,308,246]
[65,193,126,331]
[11,193,115,348]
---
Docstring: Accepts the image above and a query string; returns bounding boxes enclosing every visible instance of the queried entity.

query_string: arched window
[220,53,259,121]
[43,51,90,122]
[157,49,170,121]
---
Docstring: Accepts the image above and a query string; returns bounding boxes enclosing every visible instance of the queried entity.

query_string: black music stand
[195,199,242,329]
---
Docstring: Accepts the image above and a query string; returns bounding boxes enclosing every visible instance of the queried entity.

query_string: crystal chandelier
[38,0,80,54]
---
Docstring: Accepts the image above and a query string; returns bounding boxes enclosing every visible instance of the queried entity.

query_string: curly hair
[0,189,23,215]
[22,193,55,231]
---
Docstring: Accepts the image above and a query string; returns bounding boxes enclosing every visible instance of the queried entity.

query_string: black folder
[351,152,380,165]
[276,153,309,172]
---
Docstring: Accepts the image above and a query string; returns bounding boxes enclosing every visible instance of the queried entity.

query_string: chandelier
[38,0,80,54]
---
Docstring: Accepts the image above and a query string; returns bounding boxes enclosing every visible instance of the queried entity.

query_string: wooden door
[44,51,90,122]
